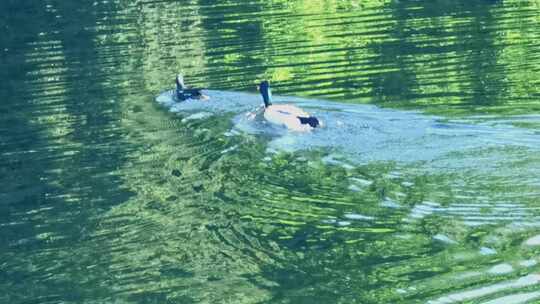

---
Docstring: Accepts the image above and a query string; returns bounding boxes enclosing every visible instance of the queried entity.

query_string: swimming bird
[258,80,321,132]
[175,74,208,101]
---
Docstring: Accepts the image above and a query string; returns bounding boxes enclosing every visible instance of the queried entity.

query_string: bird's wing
[271,104,309,117]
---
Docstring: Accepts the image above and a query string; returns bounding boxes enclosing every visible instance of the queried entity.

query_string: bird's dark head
[259,80,272,107]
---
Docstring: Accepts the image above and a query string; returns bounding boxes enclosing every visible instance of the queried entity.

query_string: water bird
[175,74,208,101]
[258,80,321,132]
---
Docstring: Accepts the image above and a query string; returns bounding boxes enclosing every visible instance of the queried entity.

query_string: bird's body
[175,74,208,101]
[258,81,321,132]
[264,104,313,132]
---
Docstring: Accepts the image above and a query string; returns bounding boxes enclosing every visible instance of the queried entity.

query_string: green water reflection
[1,0,540,303]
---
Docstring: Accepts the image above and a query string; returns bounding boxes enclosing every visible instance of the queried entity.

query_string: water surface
[1,0,540,303]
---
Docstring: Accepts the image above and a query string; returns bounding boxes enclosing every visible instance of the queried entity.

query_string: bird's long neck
[176,77,185,90]
[261,87,272,108]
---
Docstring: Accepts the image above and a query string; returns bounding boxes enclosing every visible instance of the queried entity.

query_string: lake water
[1,0,540,303]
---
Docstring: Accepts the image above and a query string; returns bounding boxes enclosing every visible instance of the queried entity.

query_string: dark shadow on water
[1,0,139,302]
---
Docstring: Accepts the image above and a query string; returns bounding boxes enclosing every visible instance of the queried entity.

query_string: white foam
[181,112,213,122]
[348,184,362,192]
[488,263,513,275]
[395,233,413,239]
[321,154,348,166]
[381,198,401,209]
[482,291,540,304]
[341,163,355,170]
[433,234,457,244]
[349,177,373,187]
[396,288,407,294]
[519,259,537,267]
[480,247,497,255]
[409,201,440,219]
[428,274,540,304]
[344,213,374,221]
[220,145,238,154]
[525,235,540,246]
[224,130,240,137]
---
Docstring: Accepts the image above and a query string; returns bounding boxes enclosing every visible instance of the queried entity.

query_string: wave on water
[156,90,540,170]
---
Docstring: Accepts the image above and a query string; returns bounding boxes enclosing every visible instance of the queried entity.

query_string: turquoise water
[2,0,540,303]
